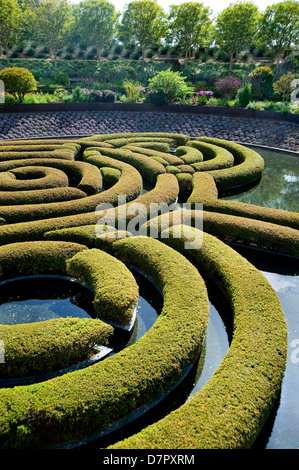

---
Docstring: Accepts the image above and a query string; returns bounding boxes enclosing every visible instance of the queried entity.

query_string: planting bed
[0,132,297,449]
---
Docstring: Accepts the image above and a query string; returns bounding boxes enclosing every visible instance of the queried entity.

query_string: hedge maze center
[0,131,297,449]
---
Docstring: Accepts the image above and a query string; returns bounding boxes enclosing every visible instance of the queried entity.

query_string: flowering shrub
[194,90,214,105]
[214,77,242,99]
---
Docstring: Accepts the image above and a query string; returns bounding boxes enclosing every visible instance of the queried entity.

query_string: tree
[74,0,118,67]
[167,2,213,67]
[258,1,299,74]
[0,0,22,64]
[215,2,259,73]
[33,0,73,68]
[119,0,167,67]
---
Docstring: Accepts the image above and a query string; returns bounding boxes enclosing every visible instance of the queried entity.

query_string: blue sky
[70,0,283,15]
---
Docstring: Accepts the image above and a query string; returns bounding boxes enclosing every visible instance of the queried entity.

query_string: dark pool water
[222,146,299,213]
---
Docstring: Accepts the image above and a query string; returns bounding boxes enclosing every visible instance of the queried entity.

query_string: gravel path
[0,110,298,151]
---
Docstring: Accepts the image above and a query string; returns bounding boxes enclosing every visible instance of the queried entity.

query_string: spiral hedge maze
[0,132,297,449]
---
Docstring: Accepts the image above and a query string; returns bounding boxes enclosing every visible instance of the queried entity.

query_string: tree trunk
[184,49,188,67]
[5,44,10,64]
[274,53,281,78]
[229,53,234,74]
[97,47,102,68]
[142,48,145,69]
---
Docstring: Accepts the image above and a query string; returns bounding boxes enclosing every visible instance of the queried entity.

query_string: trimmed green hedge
[87,147,166,184]
[44,225,131,254]
[79,132,190,147]
[0,236,209,449]
[187,140,234,172]
[187,172,299,231]
[0,162,178,245]
[0,240,87,278]
[122,145,184,166]
[0,187,86,206]
[0,166,69,191]
[0,240,115,378]
[141,209,299,257]
[110,226,287,449]
[0,318,113,379]
[193,137,265,191]
[175,145,204,164]
[66,248,139,327]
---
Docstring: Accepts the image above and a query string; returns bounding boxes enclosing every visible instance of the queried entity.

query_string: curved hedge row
[188,172,299,231]
[187,140,235,172]
[0,166,69,191]
[0,236,209,449]
[175,145,204,164]
[79,132,190,147]
[141,209,299,257]
[0,240,115,378]
[66,248,139,327]
[86,147,166,184]
[110,226,287,449]
[0,132,296,449]
[193,137,265,191]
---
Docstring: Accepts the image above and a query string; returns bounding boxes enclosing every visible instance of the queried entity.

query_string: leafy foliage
[167,2,213,65]
[0,66,37,102]
[147,68,194,103]
[73,0,118,66]
[119,0,167,66]
[273,72,296,101]
[249,65,274,100]
[258,1,299,66]
[215,2,259,72]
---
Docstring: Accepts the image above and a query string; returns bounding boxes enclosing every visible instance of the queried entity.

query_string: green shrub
[66,248,139,326]
[0,67,37,103]
[147,68,194,103]
[146,90,169,106]
[53,71,70,86]
[236,82,252,108]
[194,137,264,191]
[249,66,274,100]
[273,72,296,101]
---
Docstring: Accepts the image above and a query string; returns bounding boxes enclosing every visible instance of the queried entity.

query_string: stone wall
[0,110,298,151]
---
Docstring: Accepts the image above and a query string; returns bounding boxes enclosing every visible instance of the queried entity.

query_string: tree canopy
[215,2,259,72]
[32,0,73,68]
[258,1,299,71]
[0,0,22,64]
[168,2,213,66]
[119,0,167,67]
[74,0,118,67]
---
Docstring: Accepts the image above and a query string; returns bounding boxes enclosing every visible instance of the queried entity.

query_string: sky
[70,0,284,16]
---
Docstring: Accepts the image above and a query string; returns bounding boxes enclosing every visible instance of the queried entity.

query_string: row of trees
[0,0,298,72]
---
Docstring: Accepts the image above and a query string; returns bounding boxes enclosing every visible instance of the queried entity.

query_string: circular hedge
[0,132,296,449]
